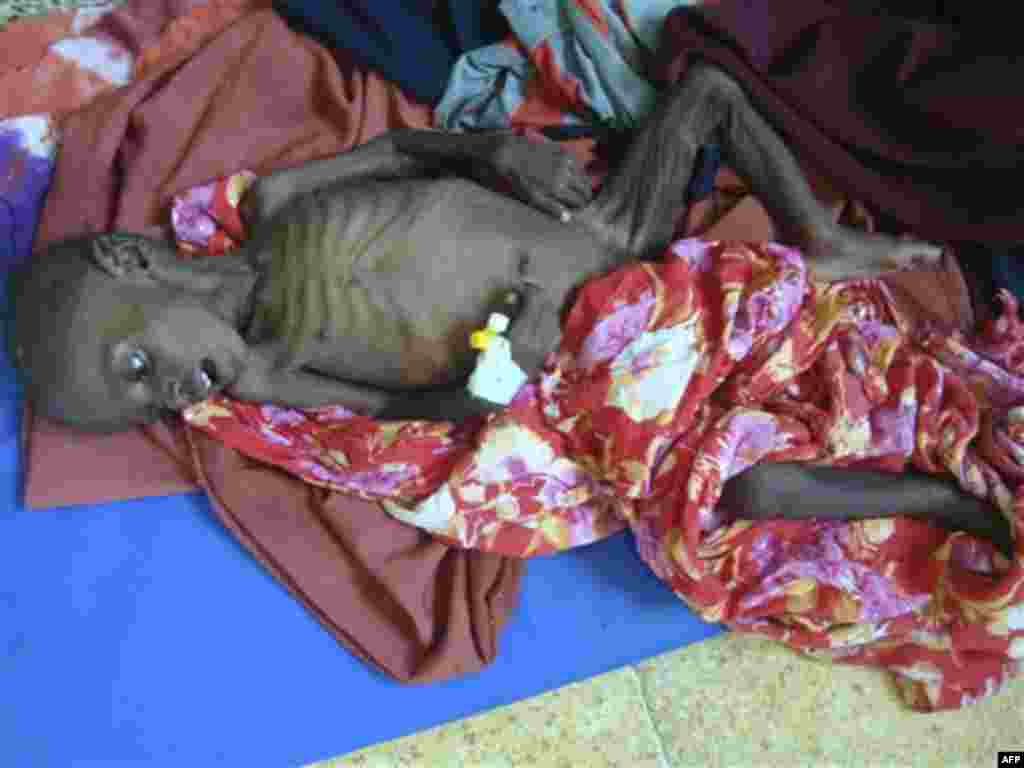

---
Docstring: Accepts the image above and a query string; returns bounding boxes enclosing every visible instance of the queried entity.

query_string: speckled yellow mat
[319,632,1024,768]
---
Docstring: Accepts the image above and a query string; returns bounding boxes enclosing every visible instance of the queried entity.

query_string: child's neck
[187,248,261,330]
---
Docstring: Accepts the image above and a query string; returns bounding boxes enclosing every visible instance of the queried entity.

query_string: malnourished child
[9,65,1009,552]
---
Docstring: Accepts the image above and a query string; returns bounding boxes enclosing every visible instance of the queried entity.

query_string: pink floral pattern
[176,173,1023,712]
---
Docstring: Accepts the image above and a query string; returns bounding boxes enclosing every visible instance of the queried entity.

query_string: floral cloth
[175,172,1023,711]
[171,169,254,257]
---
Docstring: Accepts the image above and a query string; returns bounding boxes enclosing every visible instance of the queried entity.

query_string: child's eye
[124,349,151,382]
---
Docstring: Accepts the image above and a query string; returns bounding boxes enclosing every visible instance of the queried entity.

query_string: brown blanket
[658,0,1024,246]
[29,8,522,683]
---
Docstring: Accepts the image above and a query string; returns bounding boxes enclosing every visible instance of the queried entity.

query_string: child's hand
[474,133,593,221]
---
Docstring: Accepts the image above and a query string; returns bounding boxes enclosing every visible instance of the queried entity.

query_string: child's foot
[805,226,945,282]
[940,495,1014,560]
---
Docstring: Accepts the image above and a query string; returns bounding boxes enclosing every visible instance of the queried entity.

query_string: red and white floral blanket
[175,172,1023,711]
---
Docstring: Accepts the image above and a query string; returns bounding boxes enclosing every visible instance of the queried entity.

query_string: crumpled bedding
[174,170,1024,710]
[0,0,263,274]
[0,3,132,122]
[0,2,145,272]
[436,0,700,132]
[272,0,509,107]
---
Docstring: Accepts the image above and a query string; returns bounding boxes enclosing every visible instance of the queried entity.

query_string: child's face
[15,236,250,432]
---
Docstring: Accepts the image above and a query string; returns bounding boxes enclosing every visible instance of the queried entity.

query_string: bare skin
[720,463,1013,558]
[10,65,1009,553]
[583,65,943,277]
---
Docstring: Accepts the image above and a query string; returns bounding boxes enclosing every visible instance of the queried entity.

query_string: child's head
[10,233,248,432]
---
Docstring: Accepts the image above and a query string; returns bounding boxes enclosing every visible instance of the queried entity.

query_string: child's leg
[582,64,943,279]
[721,462,1013,557]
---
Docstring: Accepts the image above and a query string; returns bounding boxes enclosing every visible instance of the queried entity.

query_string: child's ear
[88,233,227,294]
[89,233,168,285]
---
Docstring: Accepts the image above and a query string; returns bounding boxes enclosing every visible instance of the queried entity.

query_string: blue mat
[0,268,723,767]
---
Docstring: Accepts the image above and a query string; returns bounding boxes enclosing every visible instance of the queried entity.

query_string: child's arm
[227,343,505,422]
[241,129,592,226]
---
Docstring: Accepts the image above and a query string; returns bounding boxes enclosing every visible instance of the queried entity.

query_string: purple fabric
[0,117,58,272]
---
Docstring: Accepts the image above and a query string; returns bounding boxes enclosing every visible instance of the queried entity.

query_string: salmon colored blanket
[174,170,1023,711]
